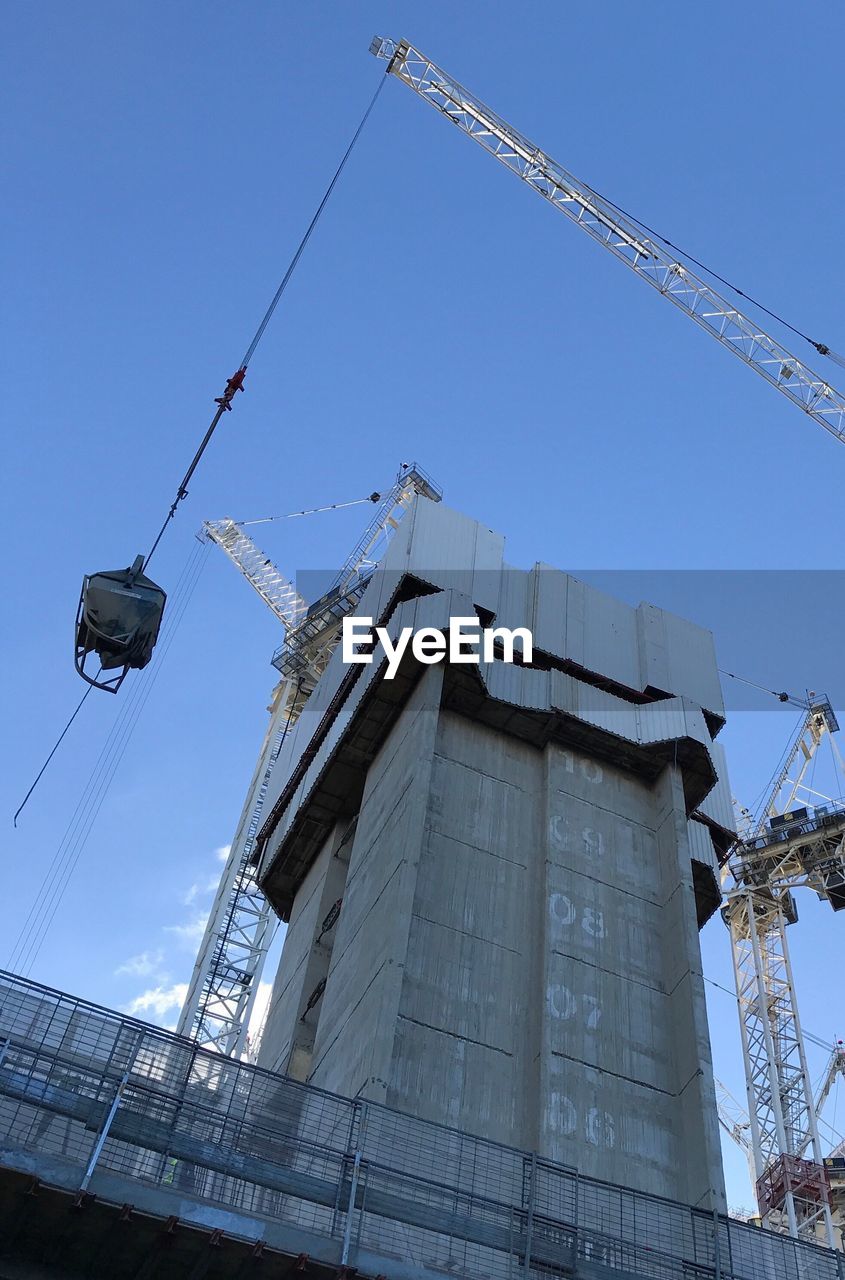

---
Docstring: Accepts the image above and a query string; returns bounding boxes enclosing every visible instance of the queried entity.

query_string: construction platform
[1,971,842,1280]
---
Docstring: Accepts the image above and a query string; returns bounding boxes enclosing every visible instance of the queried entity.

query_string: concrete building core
[255,498,734,1213]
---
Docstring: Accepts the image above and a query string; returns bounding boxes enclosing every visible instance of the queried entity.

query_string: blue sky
[4,3,845,1210]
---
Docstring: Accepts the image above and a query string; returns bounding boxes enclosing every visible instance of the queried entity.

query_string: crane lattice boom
[722,696,845,1247]
[179,465,441,1057]
[371,37,845,447]
[201,518,308,630]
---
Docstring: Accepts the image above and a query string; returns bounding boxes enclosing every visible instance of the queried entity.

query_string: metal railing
[0,970,841,1280]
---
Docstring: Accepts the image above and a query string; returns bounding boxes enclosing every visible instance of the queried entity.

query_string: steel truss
[724,887,835,1243]
[722,698,845,1247]
[176,678,308,1055]
[200,518,308,627]
[370,38,845,446]
[178,464,441,1056]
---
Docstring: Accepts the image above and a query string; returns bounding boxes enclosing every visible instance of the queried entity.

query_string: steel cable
[144,71,388,571]
[8,540,210,975]
[14,69,388,825]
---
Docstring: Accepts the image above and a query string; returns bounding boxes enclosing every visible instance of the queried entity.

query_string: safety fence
[0,970,841,1280]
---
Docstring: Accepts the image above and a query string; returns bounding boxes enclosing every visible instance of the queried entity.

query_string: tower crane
[722,697,845,1247]
[176,464,441,1055]
[357,50,845,1241]
[369,38,845,448]
[716,1045,845,1237]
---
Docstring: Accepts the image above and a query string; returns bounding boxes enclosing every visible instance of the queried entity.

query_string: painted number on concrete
[549,894,605,940]
[547,817,606,859]
[547,1091,577,1136]
[582,828,604,858]
[558,751,603,783]
[547,1094,615,1148]
[586,1106,616,1147]
[548,984,602,1030]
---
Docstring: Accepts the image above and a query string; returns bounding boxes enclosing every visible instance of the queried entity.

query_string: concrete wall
[257,500,731,1212]
[261,692,725,1209]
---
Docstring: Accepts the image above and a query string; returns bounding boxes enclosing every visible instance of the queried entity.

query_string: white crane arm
[815,1044,845,1120]
[371,37,845,447]
[202,518,308,630]
[760,698,841,826]
[715,1077,752,1153]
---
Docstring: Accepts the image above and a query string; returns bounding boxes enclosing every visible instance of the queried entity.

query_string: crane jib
[371,36,845,447]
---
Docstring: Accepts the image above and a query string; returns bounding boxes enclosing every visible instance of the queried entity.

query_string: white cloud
[182,843,229,905]
[183,874,222,907]
[125,983,188,1019]
[164,914,210,949]
[115,950,166,979]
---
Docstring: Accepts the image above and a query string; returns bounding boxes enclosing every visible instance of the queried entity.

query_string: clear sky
[3,2,844,1212]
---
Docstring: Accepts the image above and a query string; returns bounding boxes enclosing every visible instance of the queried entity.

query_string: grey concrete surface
[257,499,733,1213]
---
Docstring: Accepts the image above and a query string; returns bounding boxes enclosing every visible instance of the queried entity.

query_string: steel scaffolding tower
[177,464,441,1056]
[722,698,845,1246]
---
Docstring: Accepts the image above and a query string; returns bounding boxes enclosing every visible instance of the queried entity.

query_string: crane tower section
[723,697,845,1247]
[177,465,441,1056]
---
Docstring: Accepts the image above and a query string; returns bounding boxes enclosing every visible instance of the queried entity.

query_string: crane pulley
[370,36,845,447]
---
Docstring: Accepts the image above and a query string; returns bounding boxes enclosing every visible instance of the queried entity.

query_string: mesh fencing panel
[0,971,841,1280]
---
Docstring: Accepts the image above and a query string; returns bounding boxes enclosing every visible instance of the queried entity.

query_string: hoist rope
[144,71,388,571]
[13,70,388,825]
[8,540,210,975]
[13,685,95,827]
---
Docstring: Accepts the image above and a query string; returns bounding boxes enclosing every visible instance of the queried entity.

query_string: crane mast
[370,37,845,447]
[722,697,845,1247]
[177,464,441,1055]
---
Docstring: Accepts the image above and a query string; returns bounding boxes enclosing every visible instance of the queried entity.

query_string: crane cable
[144,71,388,571]
[718,668,806,708]
[7,539,210,975]
[573,178,845,372]
[236,494,381,527]
[13,70,388,827]
[13,684,94,827]
[704,976,838,1053]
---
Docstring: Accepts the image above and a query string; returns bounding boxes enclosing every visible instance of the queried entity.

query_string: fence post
[80,1071,129,1191]
[712,1208,722,1280]
[573,1166,580,1262]
[340,1100,368,1266]
[523,1152,537,1271]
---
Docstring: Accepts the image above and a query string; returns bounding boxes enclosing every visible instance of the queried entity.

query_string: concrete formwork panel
[256,500,732,1212]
